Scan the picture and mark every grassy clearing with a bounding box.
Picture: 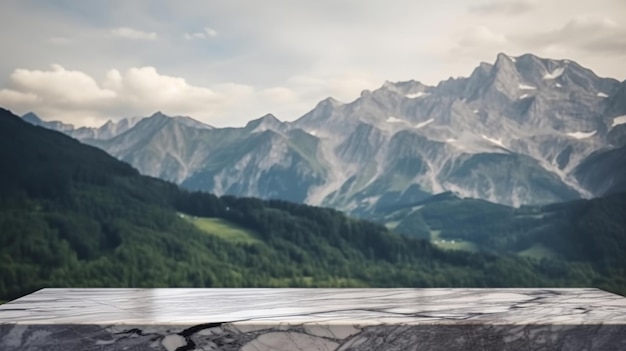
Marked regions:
[515,213,546,220]
[430,230,479,252]
[408,205,424,214]
[518,243,557,260]
[181,214,261,244]
[385,221,400,229]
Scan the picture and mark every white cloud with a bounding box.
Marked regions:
[212,82,254,98]
[469,0,536,15]
[286,75,326,88]
[184,33,203,40]
[103,66,222,110]
[327,71,380,102]
[0,65,252,126]
[260,87,297,104]
[204,28,218,37]
[110,27,157,40]
[8,64,115,107]
[0,89,38,105]
[48,36,73,45]
[459,26,508,47]
[567,16,618,29]
[516,15,626,54]
[184,27,218,40]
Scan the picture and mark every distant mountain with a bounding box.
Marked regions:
[22,112,75,132]
[71,116,145,140]
[22,111,213,142]
[22,53,626,215]
[81,112,325,203]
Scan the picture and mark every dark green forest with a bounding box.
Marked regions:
[0,108,625,302]
[382,192,626,264]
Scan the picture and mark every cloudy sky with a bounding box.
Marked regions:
[0,0,625,127]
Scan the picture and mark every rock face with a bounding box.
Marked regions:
[22,53,626,215]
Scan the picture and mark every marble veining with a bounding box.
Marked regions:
[1,288,625,350]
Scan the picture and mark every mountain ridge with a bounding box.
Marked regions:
[20,52,626,214]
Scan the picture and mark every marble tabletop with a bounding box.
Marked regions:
[2,288,626,350]
[2,288,626,326]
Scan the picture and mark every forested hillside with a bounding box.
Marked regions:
[1,108,624,302]
[378,192,626,292]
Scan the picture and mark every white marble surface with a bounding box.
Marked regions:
[1,288,626,325]
[1,288,626,351]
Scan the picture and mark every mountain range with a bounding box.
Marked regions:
[22,53,626,215]
[2,107,625,301]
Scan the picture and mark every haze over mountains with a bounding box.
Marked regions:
[23,53,626,215]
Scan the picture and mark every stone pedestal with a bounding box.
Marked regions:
[1,288,625,350]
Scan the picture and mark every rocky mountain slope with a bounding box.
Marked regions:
[22,53,626,215]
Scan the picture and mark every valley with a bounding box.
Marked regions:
[2,53,626,301]
[1,106,625,302]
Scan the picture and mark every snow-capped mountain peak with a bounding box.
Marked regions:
[22,53,626,215]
